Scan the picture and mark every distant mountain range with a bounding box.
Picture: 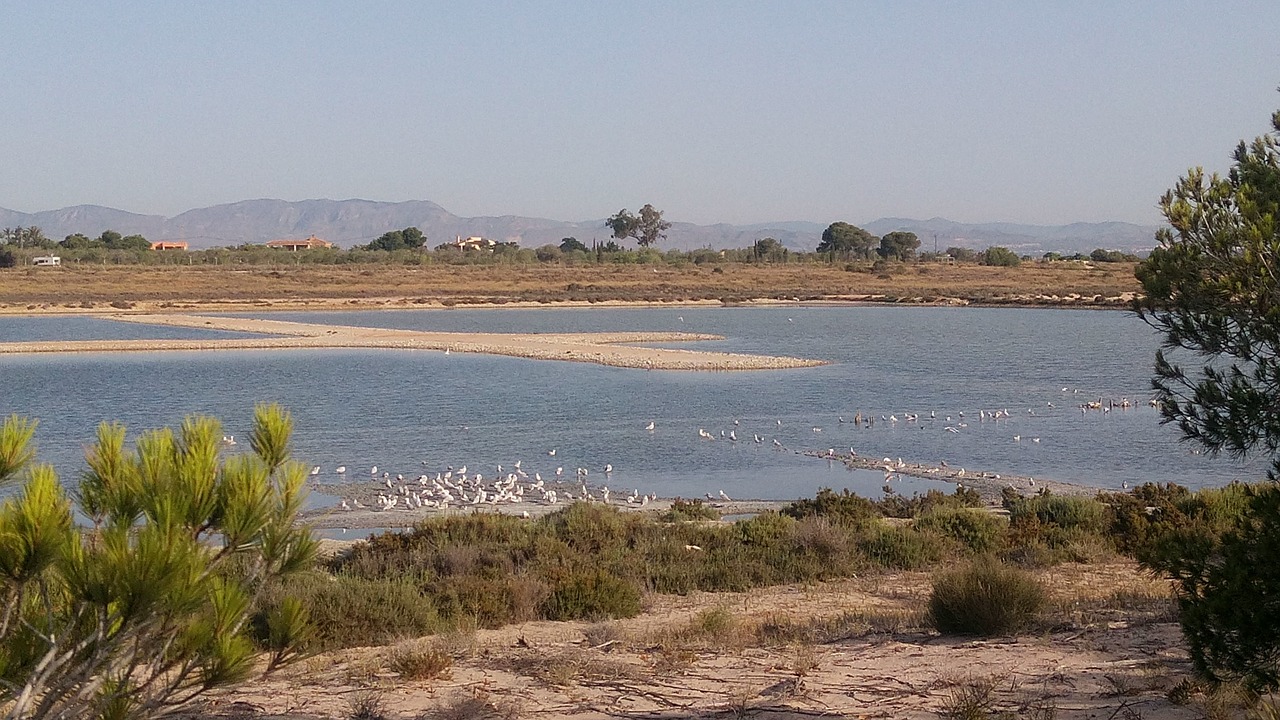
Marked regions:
[0,199,1161,255]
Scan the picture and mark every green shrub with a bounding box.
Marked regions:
[1105,483,1253,560]
[262,573,439,650]
[929,557,1046,636]
[876,486,982,519]
[915,507,1006,554]
[541,568,642,621]
[859,524,945,569]
[1008,494,1106,534]
[662,498,720,522]
[425,573,548,628]
[783,487,878,528]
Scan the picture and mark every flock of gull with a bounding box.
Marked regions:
[318,388,1154,516]
[322,456,656,516]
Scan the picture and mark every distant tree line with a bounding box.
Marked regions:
[0,218,1141,270]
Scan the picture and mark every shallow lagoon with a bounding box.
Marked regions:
[0,305,1263,502]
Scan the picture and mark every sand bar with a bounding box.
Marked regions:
[0,313,826,371]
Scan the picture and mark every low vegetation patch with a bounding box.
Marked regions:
[930,557,1047,636]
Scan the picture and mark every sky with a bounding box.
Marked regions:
[2,2,1278,227]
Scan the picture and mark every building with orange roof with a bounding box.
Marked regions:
[266,235,333,251]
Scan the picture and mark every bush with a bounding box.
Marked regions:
[263,573,439,650]
[859,524,945,570]
[914,507,1007,554]
[783,487,878,528]
[876,486,982,519]
[662,498,720,522]
[929,557,1046,636]
[541,568,642,621]
[1008,494,1107,534]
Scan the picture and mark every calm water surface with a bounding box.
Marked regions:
[0,306,1264,503]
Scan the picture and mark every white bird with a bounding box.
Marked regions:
[335,466,347,474]
[340,499,350,510]
[548,449,556,456]
[310,465,321,476]
[370,465,378,476]
[604,464,613,474]
[221,435,236,446]
[719,489,731,501]
[645,421,655,431]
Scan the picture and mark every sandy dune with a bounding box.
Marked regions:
[188,562,1195,720]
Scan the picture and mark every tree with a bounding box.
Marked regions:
[0,247,14,268]
[1,226,51,249]
[605,204,671,248]
[980,246,1020,267]
[365,227,426,251]
[878,231,920,261]
[817,222,877,259]
[1134,106,1280,689]
[559,237,588,253]
[61,233,93,250]
[752,237,787,262]
[1136,108,1280,481]
[947,246,978,263]
[118,234,152,251]
[0,404,317,718]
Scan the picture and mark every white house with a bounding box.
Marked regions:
[32,256,61,267]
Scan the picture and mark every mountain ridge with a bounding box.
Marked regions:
[0,199,1161,255]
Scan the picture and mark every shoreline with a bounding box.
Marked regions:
[0,292,1137,318]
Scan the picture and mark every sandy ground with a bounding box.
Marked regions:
[0,313,826,370]
[182,561,1198,720]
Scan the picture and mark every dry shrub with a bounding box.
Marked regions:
[582,621,624,647]
[940,675,999,720]
[930,557,1046,636]
[388,640,453,681]
[421,692,519,720]
[347,691,390,720]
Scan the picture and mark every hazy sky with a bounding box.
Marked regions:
[3,2,1278,226]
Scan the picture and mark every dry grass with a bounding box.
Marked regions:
[497,647,642,687]
[386,639,453,681]
[0,261,1140,310]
